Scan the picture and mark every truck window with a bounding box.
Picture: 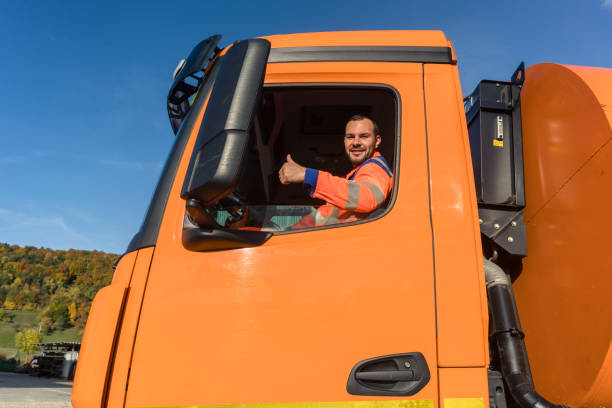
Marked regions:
[205,85,398,232]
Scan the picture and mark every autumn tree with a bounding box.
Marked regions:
[15,328,42,356]
[0,243,117,332]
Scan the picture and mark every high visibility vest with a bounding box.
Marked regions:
[294,152,393,228]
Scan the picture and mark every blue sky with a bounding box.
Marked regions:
[1,0,611,254]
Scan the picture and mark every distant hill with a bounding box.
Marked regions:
[0,243,117,345]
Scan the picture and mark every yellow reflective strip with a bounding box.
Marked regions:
[362,182,385,206]
[323,207,341,226]
[443,398,484,408]
[137,399,434,408]
[345,181,361,210]
[190,89,200,106]
[313,208,326,225]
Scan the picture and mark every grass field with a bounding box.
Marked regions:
[0,310,38,348]
[43,327,82,342]
[0,347,19,359]
[0,310,82,349]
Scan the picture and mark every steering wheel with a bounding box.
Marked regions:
[215,193,247,228]
[218,193,281,230]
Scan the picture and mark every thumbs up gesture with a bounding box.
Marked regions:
[279,154,306,184]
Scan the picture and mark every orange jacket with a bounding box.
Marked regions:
[294,152,393,228]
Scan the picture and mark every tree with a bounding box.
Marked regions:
[3,300,16,310]
[52,303,70,328]
[15,328,42,355]
[0,243,117,331]
[69,301,78,323]
[0,308,14,322]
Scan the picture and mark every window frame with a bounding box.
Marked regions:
[249,82,402,235]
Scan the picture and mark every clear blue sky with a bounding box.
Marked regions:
[1,0,611,254]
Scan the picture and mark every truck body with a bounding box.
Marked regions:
[71,31,612,408]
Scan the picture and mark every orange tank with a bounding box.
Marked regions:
[515,63,612,407]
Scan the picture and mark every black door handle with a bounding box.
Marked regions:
[355,370,415,382]
[347,352,430,396]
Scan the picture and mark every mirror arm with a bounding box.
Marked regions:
[185,198,221,229]
[182,222,272,252]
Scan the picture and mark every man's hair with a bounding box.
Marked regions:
[346,114,380,136]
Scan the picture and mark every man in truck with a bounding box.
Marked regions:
[278,115,393,227]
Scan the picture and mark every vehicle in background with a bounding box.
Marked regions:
[31,342,79,379]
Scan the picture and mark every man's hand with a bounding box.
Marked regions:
[279,154,306,184]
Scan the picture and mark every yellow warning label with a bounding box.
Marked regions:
[443,398,484,408]
[137,400,434,408]
[493,139,503,147]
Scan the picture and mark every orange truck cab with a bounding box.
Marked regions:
[72,31,612,408]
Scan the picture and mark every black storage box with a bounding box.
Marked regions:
[465,80,525,209]
[465,71,527,257]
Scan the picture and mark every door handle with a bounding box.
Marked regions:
[355,370,415,382]
[347,352,430,396]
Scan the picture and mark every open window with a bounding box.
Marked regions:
[181,39,398,251]
[223,86,397,227]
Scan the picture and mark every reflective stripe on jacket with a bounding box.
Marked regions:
[294,152,393,228]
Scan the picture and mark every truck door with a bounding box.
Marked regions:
[124,38,438,407]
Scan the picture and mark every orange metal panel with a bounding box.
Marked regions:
[105,90,211,407]
[521,64,612,222]
[105,247,154,408]
[125,62,439,407]
[565,65,612,127]
[515,63,612,406]
[110,252,137,287]
[423,63,487,368]
[71,252,135,408]
[582,342,612,407]
[438,367,488,408]
[261,31,450,48]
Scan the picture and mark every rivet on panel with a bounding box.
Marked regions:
[508,237,514,243]
[493,223,500,229]
[511,221,517,227]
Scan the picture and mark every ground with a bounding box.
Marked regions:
[0,372,72,408]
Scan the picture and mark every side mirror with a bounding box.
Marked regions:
[180,38,271,206]
[167,35,222,134]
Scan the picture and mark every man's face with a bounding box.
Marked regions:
[344,118,381,167]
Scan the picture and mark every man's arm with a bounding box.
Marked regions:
[307,164,392,213]
[279,154,392,213]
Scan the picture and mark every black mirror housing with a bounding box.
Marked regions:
[181,38,270,206]
[167,35,222,134]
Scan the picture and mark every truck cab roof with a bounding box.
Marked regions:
[260,30,451,48]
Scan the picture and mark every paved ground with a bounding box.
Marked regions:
[0,372,72,408]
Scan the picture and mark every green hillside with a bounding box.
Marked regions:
[0,243,117,348]
[0,311,37,347]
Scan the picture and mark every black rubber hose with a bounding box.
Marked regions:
[484,259,569,408]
